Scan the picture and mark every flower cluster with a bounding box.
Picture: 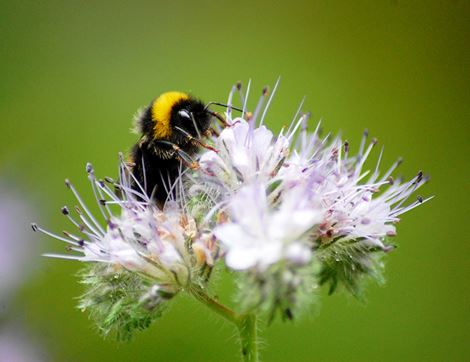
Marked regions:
[32,161,216,339]
[34,82,431,339]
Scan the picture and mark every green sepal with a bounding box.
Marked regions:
[234,262,317,323]
[77,263,172,341]
[316,238,388,299]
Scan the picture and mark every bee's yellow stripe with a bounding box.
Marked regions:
[151,91,189,139]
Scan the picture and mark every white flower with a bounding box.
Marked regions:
[33,162,206,290]
[214,183,322,272]
[81,202,191,283]
[280,132,432,249]
[199,119,289,191]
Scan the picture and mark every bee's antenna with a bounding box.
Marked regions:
[204,102,244,113]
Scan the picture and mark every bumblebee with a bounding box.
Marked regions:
[129,91,224,206]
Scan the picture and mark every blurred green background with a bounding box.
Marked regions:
[1,0,469,361]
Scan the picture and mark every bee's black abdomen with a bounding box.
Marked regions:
[130,144,181,206]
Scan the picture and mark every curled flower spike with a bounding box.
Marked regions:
[35,163,211,290]
[32,162,217,339]
[281,134,432,250]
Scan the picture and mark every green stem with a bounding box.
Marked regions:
[189,285,259,361]
[189,285,239,324]
[238,314,258,362]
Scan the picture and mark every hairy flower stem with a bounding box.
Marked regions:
[189,285,259,361]
[238,314,258,362]
[189,285,239,324]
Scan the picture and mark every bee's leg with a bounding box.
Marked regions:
[206,127,220,138]
[174,126,218,153]
[191,138,218,153]
[154,141,199,170]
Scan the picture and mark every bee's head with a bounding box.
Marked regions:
[148,91,211,142]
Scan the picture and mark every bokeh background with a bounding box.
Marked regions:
[1,1,469,361]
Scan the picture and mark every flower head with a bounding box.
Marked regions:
[34,162,210,292]
[282,133,431,249]
[195,84,431,308]
[35,81,431,337]
[32,161,216,339]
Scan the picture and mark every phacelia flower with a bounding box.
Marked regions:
[278,129,432,296]
[34,162,210,292]
[281,133,431,251]
[214,183,321,271]
[35,81,431,340]
[32,161,216,339]
[199,119,289,191]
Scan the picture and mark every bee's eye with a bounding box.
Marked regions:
[178,109,191,120]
